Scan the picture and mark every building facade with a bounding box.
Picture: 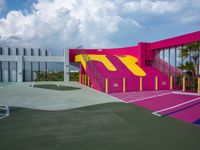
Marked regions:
[0,47,69,82]
[70,31,200,93]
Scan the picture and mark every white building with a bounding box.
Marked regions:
[0,47,69,82]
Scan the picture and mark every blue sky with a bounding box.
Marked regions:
[0,0,200,54]
[0,0,36,18]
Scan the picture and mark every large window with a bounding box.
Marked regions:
[0,48,2,82]
[0,62,2,82]
[47,62,64,81]
[2,62,8,82]
[154,47,180,76]
[170,47,176,76]
[176,46,183,74]
[10,62,17,82]
[39,62,47,81]
[164,48,169,75]
[32,62,39,81]
[159,49,164,73]
[24,62,32,81]
[197,46,200,75]
[170,47,176,67]
[182,45,189,73]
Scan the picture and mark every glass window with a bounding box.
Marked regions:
[24,62,32,81]
[154,50,159,70]
[170,47,176,76]
[0,47,3,55]
[0,61,2,82]
[8,48,11,55]
[16,48,19,55]
[182,45,189,70]
[198,45,200,75]
[159,49,164,73]
[170,47,176,67]
[2,62,8,82]
[47,62,64,72]
[177,46,182,67]
[39,62,46,81]
[47,62,64,81]
[31,48,34,56]
[10,62,17,82]
[23,48,27,56]
[38,49,41,56]
[176,46,183,74]
[164,48,169,75]
[32,62,39,81]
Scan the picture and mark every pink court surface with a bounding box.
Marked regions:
[110,90,200,126]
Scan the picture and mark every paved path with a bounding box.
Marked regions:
[0,82,120,110]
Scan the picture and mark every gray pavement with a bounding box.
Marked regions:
[0,82,121,110]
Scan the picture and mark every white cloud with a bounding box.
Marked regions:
[0,0,141,52]
[0,0,199,53]
[176,0,200,25]
[123,0,181,14]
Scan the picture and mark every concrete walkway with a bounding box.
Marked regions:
[0,82,121,110]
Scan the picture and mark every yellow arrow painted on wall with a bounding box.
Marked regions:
[75,54,117,71]
[75,54,146,77]
[116,55,146,77]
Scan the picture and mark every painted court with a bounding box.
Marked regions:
[0,82,200,150]
[69,31,200,126]
[111,90,200,125]
[1,31,200,149]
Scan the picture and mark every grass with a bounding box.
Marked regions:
[0,103,199,150]
[33,84,81,91]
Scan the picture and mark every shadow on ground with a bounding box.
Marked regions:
[0,103,199,150]
[33,84,81,91]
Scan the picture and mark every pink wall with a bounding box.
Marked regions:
[69,31,200,92]
[70,31,200,66]
[150,31,200,50]
[69,45,140,62]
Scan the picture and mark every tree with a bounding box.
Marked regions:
[178,42,200,77]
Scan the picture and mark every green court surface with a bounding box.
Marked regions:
[0,83,15,88]
[0,103,199,150]
[33,84,81,91]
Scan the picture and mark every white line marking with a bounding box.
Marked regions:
[152,113,162,117]
[128,92,172,103]
[32,82,35,88]
[122,90,171,100]
[152,97,200,116]
[55,82,60,87]
[172,91,200,96]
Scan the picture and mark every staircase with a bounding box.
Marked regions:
[78,53,170,93]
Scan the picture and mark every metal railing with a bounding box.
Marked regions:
[79,51,200,94]
[104,75,170,93]
[81,50,106,92]
[0,106,9,119]
[173,76,198,93]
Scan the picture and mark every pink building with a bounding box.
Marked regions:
[70,31,200,93]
